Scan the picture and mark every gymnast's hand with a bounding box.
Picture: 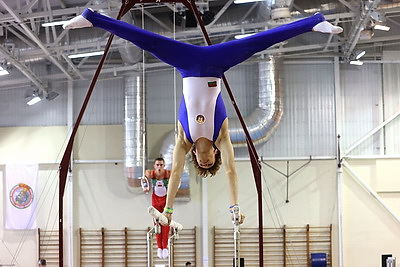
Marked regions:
[162,211,172,226]
[231,212,246,224]
[239,213,246,224]
[230,205,245,224]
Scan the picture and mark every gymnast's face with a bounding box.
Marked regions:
[153,160,164,171]
[193,141,217,169]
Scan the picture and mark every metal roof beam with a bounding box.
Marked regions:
[342,0,381,60]
[0,44,47,91]
[0,0,75,80]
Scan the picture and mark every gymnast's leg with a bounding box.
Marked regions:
[152,194,168,258]
[64,9,342,77]
[199,13,342,72]
[64,8,203,77]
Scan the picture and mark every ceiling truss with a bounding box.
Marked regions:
[0,0,399,90]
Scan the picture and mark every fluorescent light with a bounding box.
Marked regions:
[42,21,68,27]
[0,69,9,75]
[349,60,363,66]
[27,96,42,106]
[234,0,264,4]
[25,89,44,105]
[374,24,390,31]
[0,66,9,76]
[355,50,366,60]
[234,33,256,39]
[68,51,104,59]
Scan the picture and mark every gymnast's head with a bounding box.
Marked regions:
[191,138,221,177]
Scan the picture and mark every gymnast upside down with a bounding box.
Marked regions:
[64,8,342,225]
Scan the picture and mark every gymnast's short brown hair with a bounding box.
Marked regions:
[190,145,221,177]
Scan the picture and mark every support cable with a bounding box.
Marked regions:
[141,3,147,183]
[173,3,178,134]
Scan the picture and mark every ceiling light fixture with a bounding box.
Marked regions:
[68,51,105,59]
[234,33,256,39]
[373,21,390,31]
[46,91,59,101]
[27,96,42,105]
[42,21,68,27]
[25,90,44,106]
[349,60,363,66]
[0,66,9,76]
[349,50,366,66]
[370,10,390,32]
[234,0,265,4]
[370,10,386,23]
[354,50,366,60]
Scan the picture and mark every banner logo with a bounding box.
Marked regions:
[9,183,34,209]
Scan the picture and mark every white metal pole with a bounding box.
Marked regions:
[67,168,73,267]
[202,178,209,267]
[146,229,154,267]
[233,206,241,267]
[168,228,178,267]
[336,165,344,267]
[334,56,344,267]
[67,79,74,267]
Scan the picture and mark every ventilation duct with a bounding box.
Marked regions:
[122,10,146,191]
[159,131,175,170]
[124,75,146,191]
[229,56,284,147]
[159,56,284,164]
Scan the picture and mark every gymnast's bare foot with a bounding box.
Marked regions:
[313,21,343,34]
[63,9,93,29]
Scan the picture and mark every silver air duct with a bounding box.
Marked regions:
[229,56,283,147]
[159,131,175,170]
[124,75,145,191]
[121,11,146,191]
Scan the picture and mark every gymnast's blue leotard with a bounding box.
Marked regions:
[80,8,325,143]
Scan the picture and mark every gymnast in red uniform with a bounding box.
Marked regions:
[143,158,170,259]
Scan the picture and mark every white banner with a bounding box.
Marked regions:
[5,163,38,230]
